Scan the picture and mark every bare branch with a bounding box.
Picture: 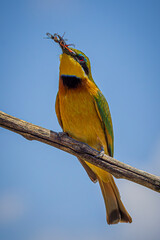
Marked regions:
[0,110,160,193]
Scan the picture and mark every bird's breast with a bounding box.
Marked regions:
[58,78,107,151]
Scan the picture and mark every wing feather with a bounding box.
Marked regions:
[94,91,114,157]
[55,92,63,129]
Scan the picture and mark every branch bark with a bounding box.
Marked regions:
[0,110,160,193]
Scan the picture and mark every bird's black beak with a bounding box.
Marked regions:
[46,33,76,57]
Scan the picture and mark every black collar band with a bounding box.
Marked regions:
[61,75,82,89]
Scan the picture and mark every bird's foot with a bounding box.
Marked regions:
[96,147,105,158]
[58,131,69,138]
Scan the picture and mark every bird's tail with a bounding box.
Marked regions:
[98,175,132,224]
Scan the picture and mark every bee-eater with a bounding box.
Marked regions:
[47,33,132,224]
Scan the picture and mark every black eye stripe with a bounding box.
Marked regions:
[81,62,89,75]
[75,55,89,75]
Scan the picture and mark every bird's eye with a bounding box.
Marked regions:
[78,55,85,62]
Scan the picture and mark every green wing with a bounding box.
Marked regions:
[94,91,114,157]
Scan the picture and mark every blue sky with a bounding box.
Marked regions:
[0,0,160,240]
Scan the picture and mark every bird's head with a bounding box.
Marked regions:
[46,33,93,82]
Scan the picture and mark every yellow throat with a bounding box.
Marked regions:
[59,53,86,78]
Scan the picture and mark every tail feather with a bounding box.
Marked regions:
[98,175,132,224]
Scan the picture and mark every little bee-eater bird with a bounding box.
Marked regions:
[47,33,132,224]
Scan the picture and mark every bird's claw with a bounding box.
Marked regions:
[58,132,68,138]
[96,147,105,158]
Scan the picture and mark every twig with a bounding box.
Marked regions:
[0,110,160,193]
